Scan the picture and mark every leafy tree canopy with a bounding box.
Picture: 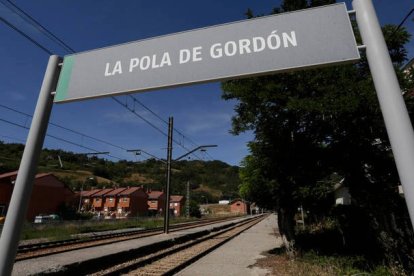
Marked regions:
[223,0,414,269]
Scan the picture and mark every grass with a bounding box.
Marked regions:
[19,216,195,241]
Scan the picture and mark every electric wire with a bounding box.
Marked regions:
[0,0,75,53]
[0,117,123,160]
[128,94,199,149]
[395,8,414,33]
[0,104,128,151]
[390,7,414,38]
[111,97,169,139]
[0,16,53,55]
[112,96,203,160]
[121,95,203,159]
[0,2,213,161]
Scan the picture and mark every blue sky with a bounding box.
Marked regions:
[0,0,413,166]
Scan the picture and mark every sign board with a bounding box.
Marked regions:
[55,3,359,103]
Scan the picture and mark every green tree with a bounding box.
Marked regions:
[223,0,414,269]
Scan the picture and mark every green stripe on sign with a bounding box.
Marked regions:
[54,56,74,102]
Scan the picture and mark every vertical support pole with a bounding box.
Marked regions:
[353,0,414,228]
[0,55,61,276]
[57,155,63,168]
[78,182,84,213]
[300,205,305,230]
[164,117,173,234]
[186,180,190,218]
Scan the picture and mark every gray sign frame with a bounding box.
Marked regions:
[4,2,414,276]
[55,3,359,103]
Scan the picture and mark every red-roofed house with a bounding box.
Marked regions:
[117,187,148,216]
[91,188,113,211]
[103,188,127,212]
[79,189,101,211]
[0,171,74,220]
[169,195,185,216]
[147,190,166,215]
[230,199,250,215]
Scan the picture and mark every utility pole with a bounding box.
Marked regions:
[164,117,173,234]
[186,180,190,218]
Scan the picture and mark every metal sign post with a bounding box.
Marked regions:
[0,55,61,276]
[353,0,414,228]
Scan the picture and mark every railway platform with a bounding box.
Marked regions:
[177,213,282,276]
[11,216,261,275]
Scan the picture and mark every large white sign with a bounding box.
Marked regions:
[55,3,359,103]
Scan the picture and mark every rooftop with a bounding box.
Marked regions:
[147,191,164,199]
[81,189,101,197]
[104,188,127,197]
[119,187,143,196]
[170,195,184,202]
[0,171,53,181]
[92,188,114,197]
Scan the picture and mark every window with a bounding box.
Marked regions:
[109,197,114,202]
[174,203,178,207]
[123,197,128,202]
[95,198,101,202]
[236,203,240,206]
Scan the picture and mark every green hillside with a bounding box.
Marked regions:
[0,141,241,203]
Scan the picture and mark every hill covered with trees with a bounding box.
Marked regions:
[0,141,241,203]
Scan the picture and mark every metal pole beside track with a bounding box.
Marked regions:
[353,0,414,228]
[0,55,61,276]
[164,117,173,234]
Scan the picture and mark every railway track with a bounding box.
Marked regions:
[89,215,266,276]
[15,216,244,261]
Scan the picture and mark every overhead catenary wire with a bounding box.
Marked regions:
[113,96,203,160]
[0,16,52,55]
[0,2,213,161]
[390,7,414,38]
[0,103,128,151]
[128,94,200,149]
[0,0,75,53]
[124,95,204,157]
[112,96,170,139]
[0,117,123,160]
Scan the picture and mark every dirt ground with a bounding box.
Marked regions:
[252,249,338,276]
